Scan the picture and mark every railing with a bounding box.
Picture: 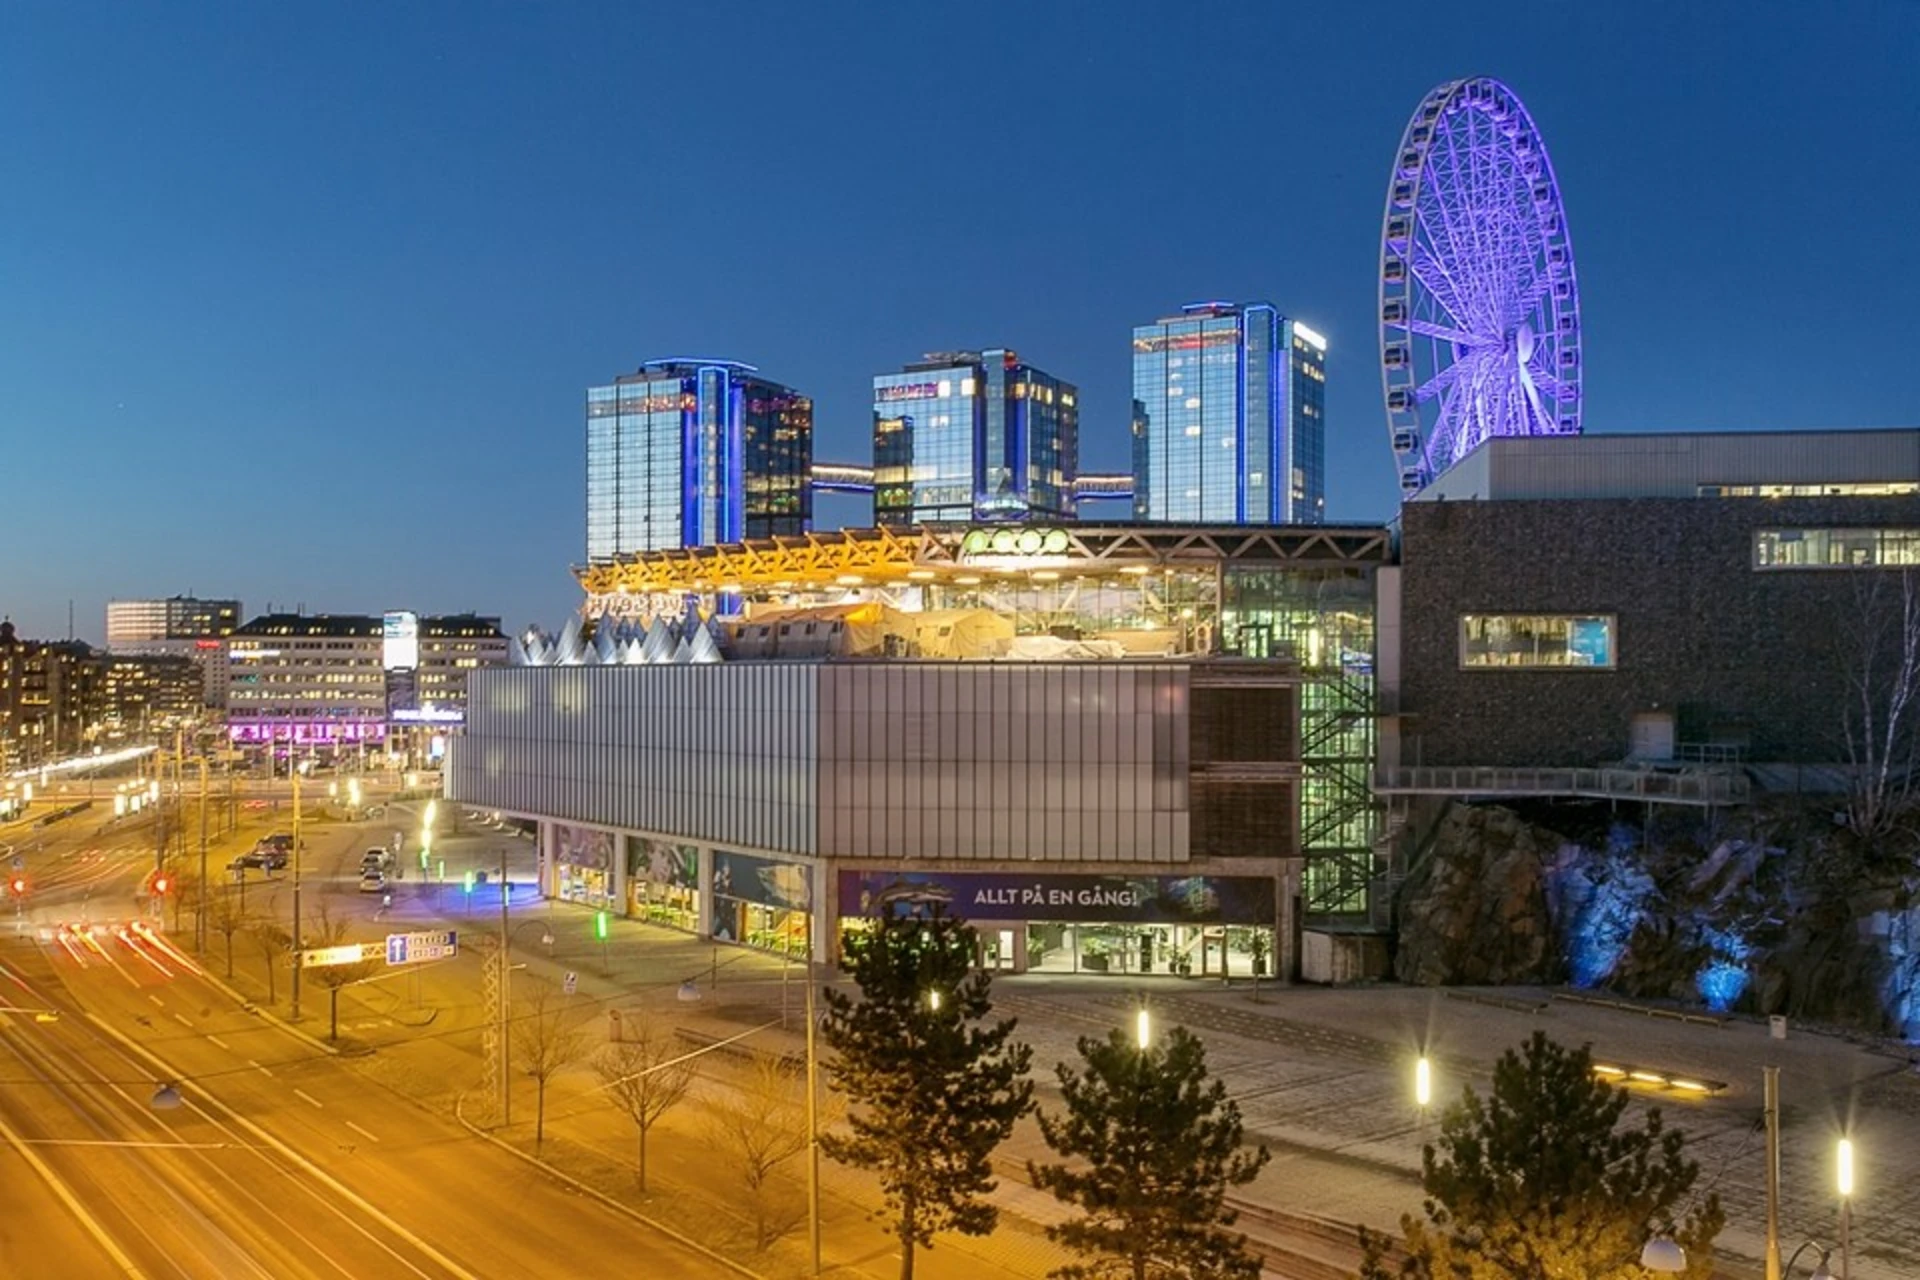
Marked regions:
[1373,765,1750,805]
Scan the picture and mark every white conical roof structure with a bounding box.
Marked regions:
[508,634,531,666]
[640,618,676,664]
[687,622,723,664]
[555,615,587,665]
[592,618,618,665]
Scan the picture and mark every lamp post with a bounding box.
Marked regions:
[1836,1137,1854,1280]
[804,943,821,1277]
[289,752,303,1021]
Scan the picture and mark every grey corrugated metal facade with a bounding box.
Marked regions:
[1417,429,1920,502]
[449,661,1194,863]
[453,664,820,853]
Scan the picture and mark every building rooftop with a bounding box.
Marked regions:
[1415,428,1920,503]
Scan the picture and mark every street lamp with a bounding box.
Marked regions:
[1784,1241,1835,1280]
[1836,1137,1854,1280]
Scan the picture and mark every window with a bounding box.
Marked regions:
[1754,528,1920,569]
[1460,614,1615,669]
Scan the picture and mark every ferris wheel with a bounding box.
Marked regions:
[1380,77,1582,494]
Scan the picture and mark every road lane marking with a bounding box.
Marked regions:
[344,1120,380,1143]
[147,994,165,1008]
[172,1013,193,1028]
[293,1089,323,1109]
[82,1012,474,1280]
[0,1107,146,1277]
[205,1035,230,1050]
[247,1059,274,1077]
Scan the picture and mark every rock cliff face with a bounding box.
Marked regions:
[1393,800,1920,1037]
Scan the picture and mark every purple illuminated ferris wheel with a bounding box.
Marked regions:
[1380,77,1582,494]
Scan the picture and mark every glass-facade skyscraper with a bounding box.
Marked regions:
[586,360,812,559]
[1130,302,1326,524]
[873,350,1078,526]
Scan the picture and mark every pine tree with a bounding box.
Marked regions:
[1031,1023,1270,1280]
[819,909,1033,1280]
[1365,1031,1724,1280]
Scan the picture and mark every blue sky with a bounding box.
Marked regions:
[2,2,1914,640]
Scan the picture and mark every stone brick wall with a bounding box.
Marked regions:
[1399,494,1920,766]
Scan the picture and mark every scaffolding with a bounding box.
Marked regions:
[1300,671,1380,917]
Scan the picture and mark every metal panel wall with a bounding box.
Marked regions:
[817,663,1191,864]
[448,664,819,853]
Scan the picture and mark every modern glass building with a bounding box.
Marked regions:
[872,350,1078,526]
[1131,302,1327,524]
[586,360,812,560]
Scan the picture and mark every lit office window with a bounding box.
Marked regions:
[1753,528,1920,568]
[1459,614,1615,669]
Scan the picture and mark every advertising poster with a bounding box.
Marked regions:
[555,824,613,870]
[713,850,811,911]
[630,836,697,889]
[838,870,1275,925]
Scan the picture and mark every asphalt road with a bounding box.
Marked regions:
[0,802,743,1280]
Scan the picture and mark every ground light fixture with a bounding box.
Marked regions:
[1639,1237,1687,1273]
[1135,1008,1151,1051]
[1414,1055,1432,1109]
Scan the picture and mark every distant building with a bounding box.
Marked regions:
[0,623,110,768]
[106,595,241,707]
[96,654,202,740]
[1130,302,1326,524]
[872,350,1078,526]
[586,360,812,560]
[225,611,506,760]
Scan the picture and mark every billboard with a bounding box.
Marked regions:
[383,610,419,671]
[838,870,1275,926]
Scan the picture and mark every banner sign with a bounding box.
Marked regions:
[838,870,1274,925]
[630,837,698,890]
[714,850,811,910]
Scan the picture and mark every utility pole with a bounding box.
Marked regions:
[1764,1065,1782,1280]
[499,844,511,1126]
[290,755,303,1021]
[196,754,209,953]
[805,946,822,1276]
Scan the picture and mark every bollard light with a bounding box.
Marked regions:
[1136,1008,1151,1051]
[1416,1056,1433,1109]
[1838,1136,1854,1198]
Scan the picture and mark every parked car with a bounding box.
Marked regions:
[360,847,391,871]
[358,868,387,894]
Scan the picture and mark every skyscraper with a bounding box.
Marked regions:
[1130,302,1326,524]
[872,349,1078,526]
[586,360,812,559]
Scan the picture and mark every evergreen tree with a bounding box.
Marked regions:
[1031,1023,1270,1280]
[819,909,1033,1280]
[1364,1031,1724,1280]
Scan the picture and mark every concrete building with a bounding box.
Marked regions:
[106,595,241,708]
[463,523,1392,979]
[1381,429,1920,803]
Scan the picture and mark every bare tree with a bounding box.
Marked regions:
[593,1011,695,1191]
[1840,566,1920,839]
[512,977,588,1147]
[248,919,290,1004]
[302,903,382,1042]
[207,881,248,979]
[706,1054,812,1251]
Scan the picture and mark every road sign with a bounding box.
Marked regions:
[384,929,458,966]
[563,971,577,996]
[299,942,383,969]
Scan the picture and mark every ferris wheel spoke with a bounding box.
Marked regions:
[1409,242,1475,334]
[1414,359,1470,404]
[1405,318,1481,347]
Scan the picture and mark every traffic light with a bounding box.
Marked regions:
[595,911,609,941]
[7,876,26,897]
[152,874,171,895]
[461,869,475,895]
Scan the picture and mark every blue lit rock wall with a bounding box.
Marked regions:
[1395,800,1919,1036]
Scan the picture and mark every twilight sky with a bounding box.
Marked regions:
[2,2,1915,642]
